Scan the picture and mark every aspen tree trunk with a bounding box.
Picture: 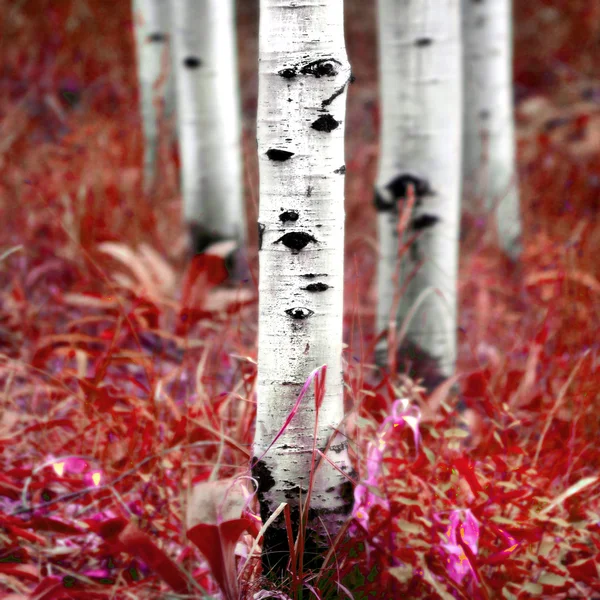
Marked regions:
[375,0,463,390]
[462,0,522,259]
[132,0,174,190]
[171,0,246,276]
[252,0,354,575]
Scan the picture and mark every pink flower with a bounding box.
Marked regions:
[436,509,480,585]
[353,398,421,529]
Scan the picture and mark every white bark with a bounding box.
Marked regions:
[253,0,353,572]
[375,0,463,389]
[171,0,245,259]
[462,0,521,259]
[132,0,174,189]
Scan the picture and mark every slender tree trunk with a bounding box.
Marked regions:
[252,0,354,576]
[462,0,521,259]
[132,0,173,191]
[375,0,463,390]
[171,0,246,278]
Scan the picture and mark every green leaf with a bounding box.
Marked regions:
[389,564,413,584]
[502,587,517,600]
[538,572,568,587]
[443,428,469,439]
[522,582,543,595]
[396,520,422,534]
[538,476,598,517]
[422,446,436,464]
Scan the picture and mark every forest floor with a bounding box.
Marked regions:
[1,1,600,599]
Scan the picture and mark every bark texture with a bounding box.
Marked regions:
[462,0,522,259]
[171,0,246,276]
[132,0,174,190]
[375,0,463,390]
[253,0,354,576]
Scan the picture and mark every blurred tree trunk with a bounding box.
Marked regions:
[132,0,174,191]
[462,0,522,259]
[252,0,354,576]
[171,0,246,279]
[374,0,463,390]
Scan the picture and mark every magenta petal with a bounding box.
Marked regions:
[460,509,480,554]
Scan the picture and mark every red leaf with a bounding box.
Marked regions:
[0,563,39,583]
[95,518,190,595]
[187,518,253,600]
[1,522,47,545]
[453,456,484,495]
[462,369,491,397]
[25,516,84,535]
[92,517,128,540]
[567,557,598,582]
[23,419,75,434]
[27,576,66,600]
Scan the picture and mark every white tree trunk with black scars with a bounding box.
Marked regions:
[462,0,521,259]
[375,0,463,389]
[132,0,174,190]
[253,0,353,574]
[171,0,245,270]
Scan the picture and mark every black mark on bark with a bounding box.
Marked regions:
[415,37,433,47]
[374,189,392,211]
[412,214,440,231]
[300,58,341,78]
[278,67,297,79]
[250,458,276,493]
[340,475,357,505]
[183,56,202,69]
[257,222,265,251]
[279,210,299,223]
[285,307,314,320]
[375,174,434,212]
[329,441,346,453]
[387,174,433,200]
[284,485,308,500]
[479,109,490,120]
[306,186,313,197]
[311,114,339,132]
[147,32,166,43]
[301,273,328,279]
[266,149,294,161]
[273,231,317,251]
[303,282,330,292]
[334,165,346,174]
[322,74,353,107]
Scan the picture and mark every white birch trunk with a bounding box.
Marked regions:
[171,0,246,271]
[132,0,174,190]
[462,0,522,259]
[375,0,463,389]
[253,0,353,573]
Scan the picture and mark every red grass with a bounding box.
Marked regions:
[1,1,600,598]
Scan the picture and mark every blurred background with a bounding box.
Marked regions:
[1,0,600,365]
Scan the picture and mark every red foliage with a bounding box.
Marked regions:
[0,0,599,598]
